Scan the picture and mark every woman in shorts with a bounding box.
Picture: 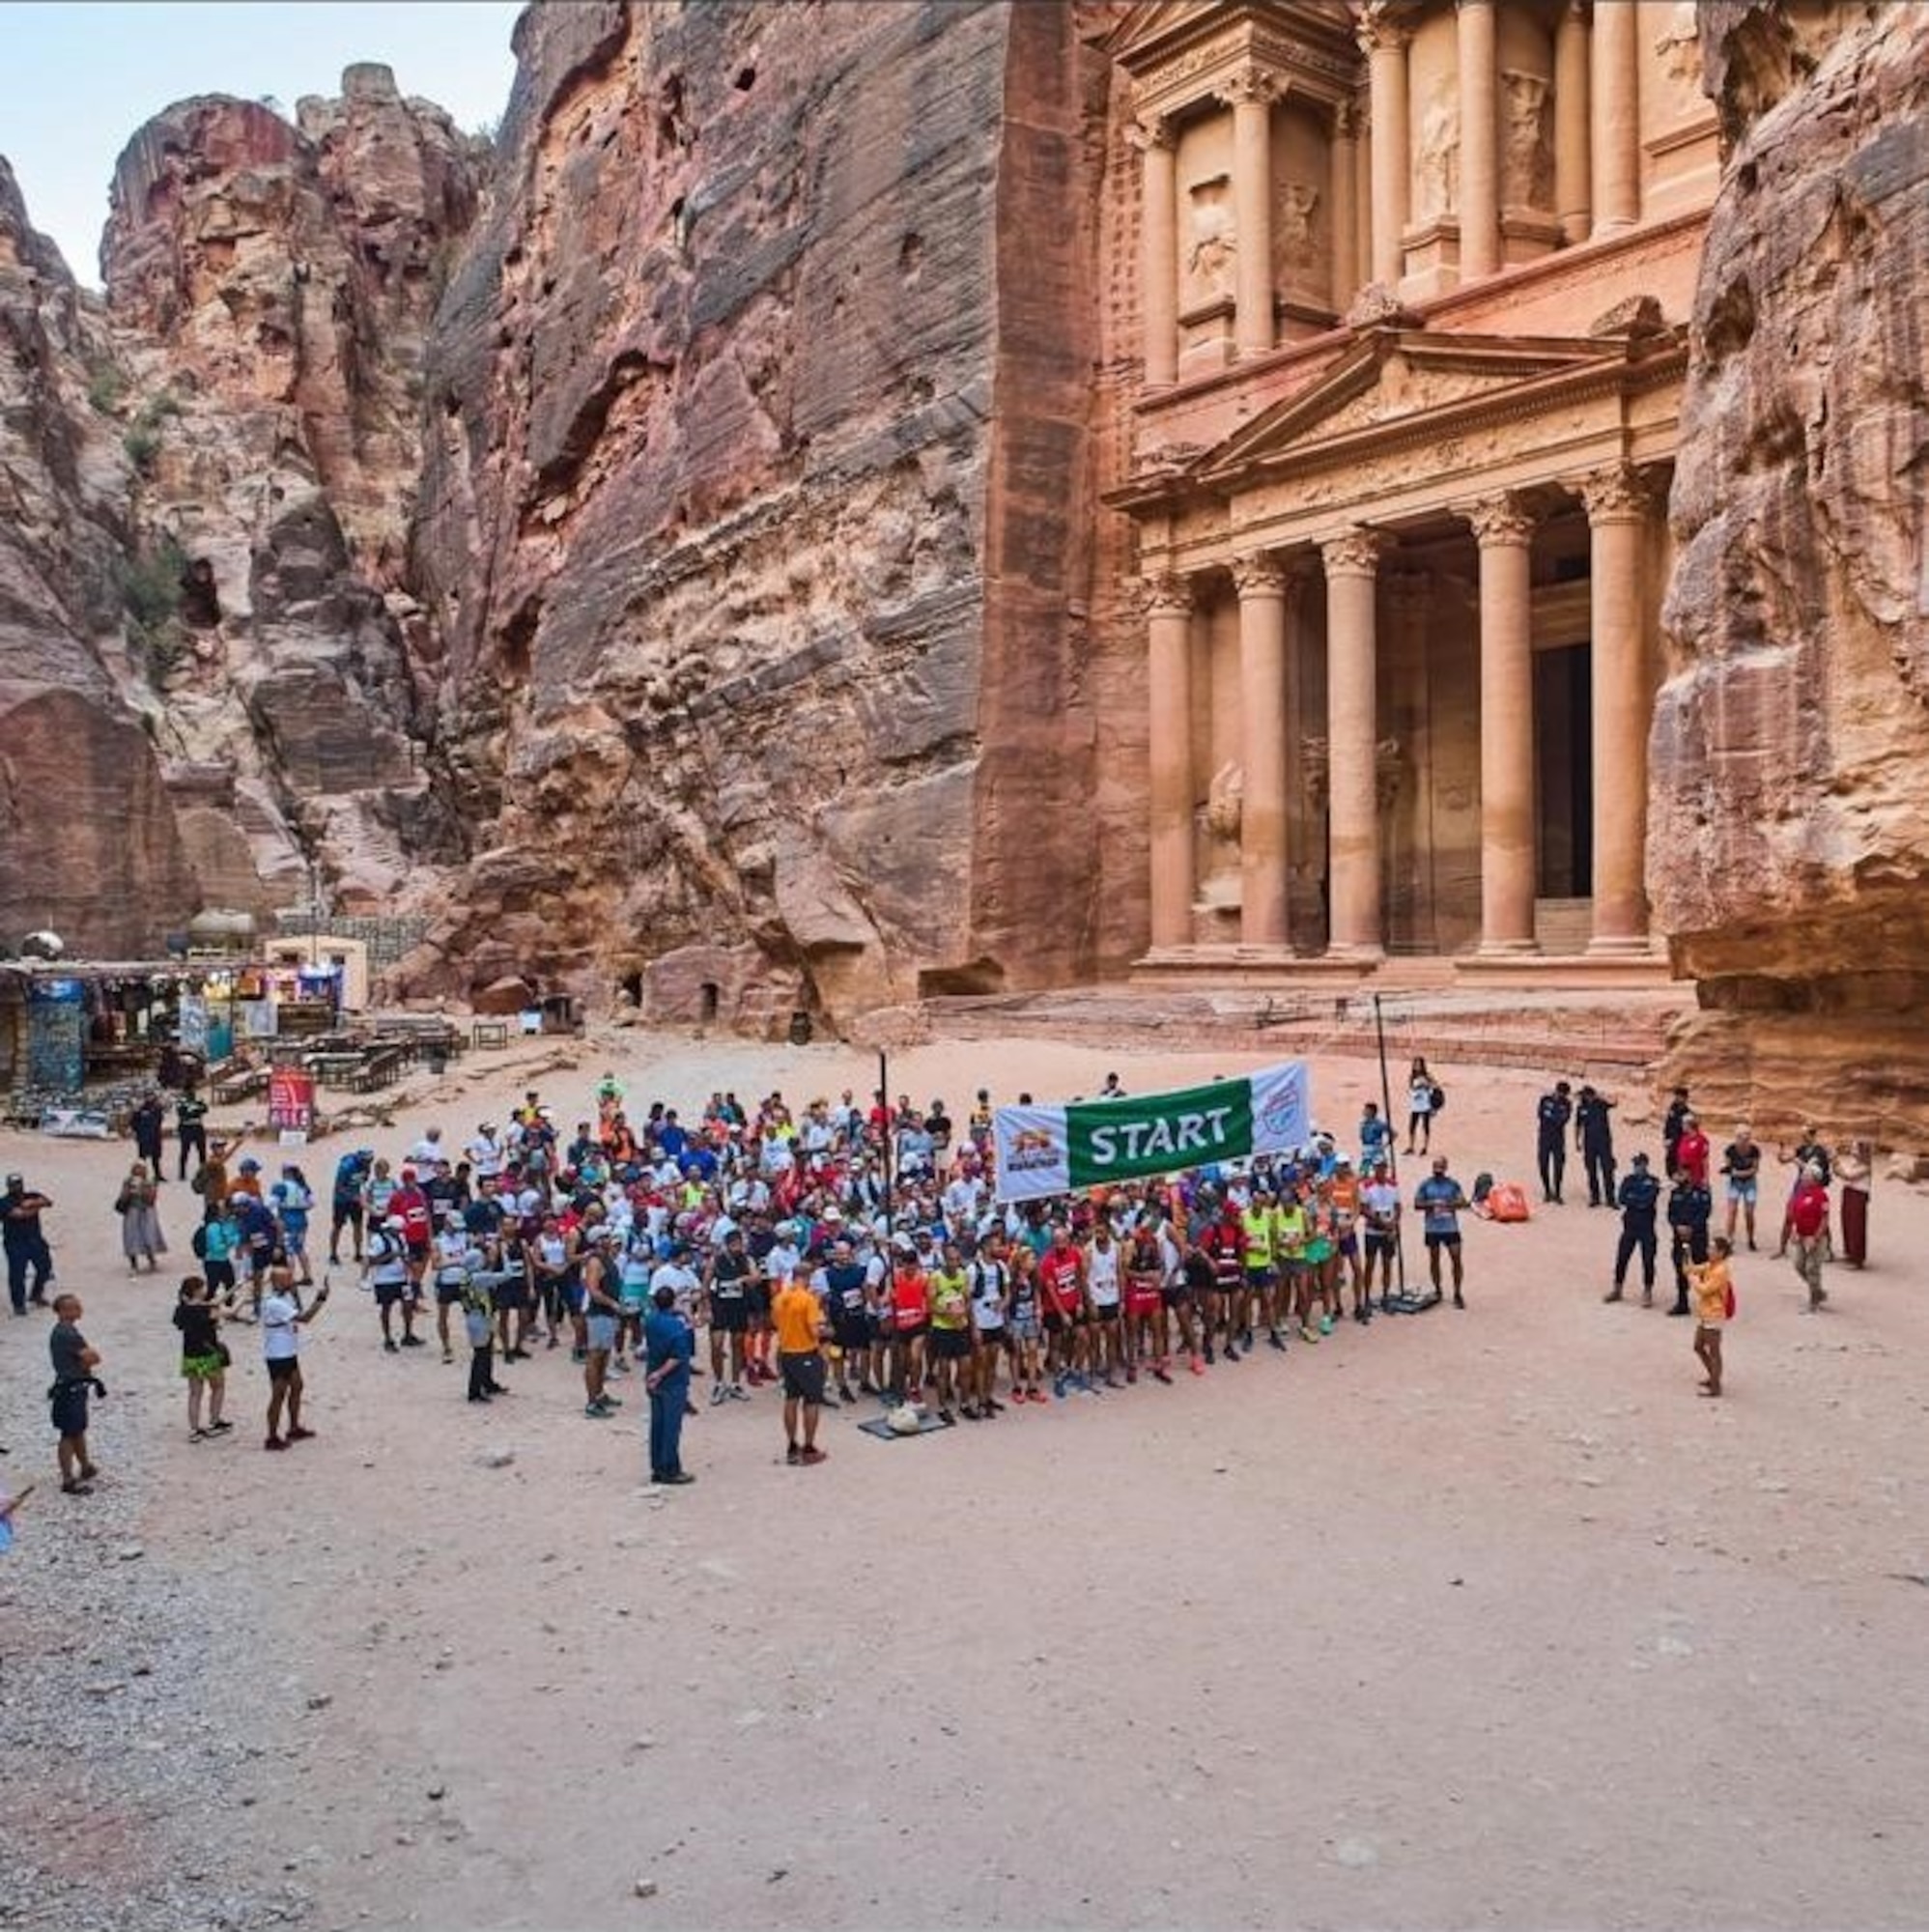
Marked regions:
[1688,1235,1733,1397]
[1124,1221,1169,1383]
[1007,1245,1044,1405]
[173,1274,234,1440]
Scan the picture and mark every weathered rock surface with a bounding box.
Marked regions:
[0,158,201,952]
[401,0,1111,1029]
[1652,1,1929,1143]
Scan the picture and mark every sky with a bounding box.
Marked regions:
[2,1,525,283]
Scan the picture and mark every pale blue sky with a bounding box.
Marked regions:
[3,1,524,283]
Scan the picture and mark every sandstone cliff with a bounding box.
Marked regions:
[402,0,1112,1032]
[0,158,202,954]
[98,72,484,917]
[1652,1,1929,1143]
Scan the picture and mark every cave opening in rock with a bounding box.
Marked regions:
[698,980,720,1023]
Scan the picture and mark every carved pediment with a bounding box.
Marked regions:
[1195,329,1628,483]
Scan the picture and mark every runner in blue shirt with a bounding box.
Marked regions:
[1411,1156,1470,1308]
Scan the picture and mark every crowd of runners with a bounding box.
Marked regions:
[6,1057,1867,1494]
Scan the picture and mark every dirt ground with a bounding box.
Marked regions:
[3,1024,1927,1932]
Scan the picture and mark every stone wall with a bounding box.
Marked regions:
[401,0,1115,1029]
[1651,0,1929,1144]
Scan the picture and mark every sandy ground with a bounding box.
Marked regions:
[4,1023,1928,1932]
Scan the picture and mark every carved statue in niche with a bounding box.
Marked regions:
[1413,78,1459,220]
[1185,178,1236,300]
[1500,70,1553,210]
[1196,760,1244,909]
[1276,181,1320,273]
[1654,2,1701,92]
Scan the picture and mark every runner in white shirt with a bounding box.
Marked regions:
[648,1248,703,1321]
[965,1236,1009,1418]
[1083,1225,1125,1388]
[261,1267,328,1452]
[467,1125,503,1181]
[431,1212,473,1364]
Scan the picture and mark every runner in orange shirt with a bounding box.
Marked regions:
[771,1271,829,1465]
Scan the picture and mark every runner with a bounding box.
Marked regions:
[887,1239,930,1403]
[1083,1222,1125,1387]
[965,1234,1010,1417]
[366,1213,420,1352]
[261,1262,328,1452]
[1038,1223,1087,1398]
[705,1227,755,1403]
[173,1274,234,1441]
[1412,1156,1470,1308]
[925,1241,972,1422]
[772,1265,829,1464]
[1124,1218,1168,1384]
[1007,1244,1045,1404]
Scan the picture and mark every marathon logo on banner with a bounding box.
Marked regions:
[992,1062,1311,1204]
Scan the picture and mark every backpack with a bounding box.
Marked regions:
[1430,1084,1447,1114]
[191,1223,210,1261]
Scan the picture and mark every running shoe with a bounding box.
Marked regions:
[1299,1324,1320,1344]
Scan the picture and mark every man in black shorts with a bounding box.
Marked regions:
[705,1228,753,1404]
[48,1293,101,1494]
[772,1271,829,1465]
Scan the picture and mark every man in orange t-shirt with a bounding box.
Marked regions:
[772,1276,829,1465]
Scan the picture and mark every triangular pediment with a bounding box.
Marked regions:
[1195,330,1626,481]
[1104,0,1356,71]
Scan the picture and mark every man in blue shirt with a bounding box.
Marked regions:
[643,1284,696,1485]
[1604,1151,1660,1303]
[1412,1156,1470,1308]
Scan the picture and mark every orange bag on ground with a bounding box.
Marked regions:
[1486,1181,1532,1223]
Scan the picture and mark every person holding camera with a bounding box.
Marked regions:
[261,1257,329,1452]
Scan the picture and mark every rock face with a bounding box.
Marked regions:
[96,75,483,917]
[403,0,1111,1030]
[0,158,202,953]
[1651,2,1929,1143]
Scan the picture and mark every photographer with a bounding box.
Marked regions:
[5,1174,55,1314]
[261,1256,329,1452]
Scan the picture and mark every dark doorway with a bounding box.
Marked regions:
[699,980,720,1023]
[1534,642,1593,897]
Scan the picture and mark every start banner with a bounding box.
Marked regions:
[992,1062,1311,1204]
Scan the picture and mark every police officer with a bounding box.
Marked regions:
[1536,1081,1574,1204]
[1667,1165,1714,1317]
[1604,1152,1660,1303]
[643,1283,697,1485]
[1575,1085,1618,1208]
[4,1174,55,1315]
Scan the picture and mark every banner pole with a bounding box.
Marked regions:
[1374,994,1405,1307]
[878,1048,894,1232]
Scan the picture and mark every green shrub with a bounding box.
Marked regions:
[86,364,128,415]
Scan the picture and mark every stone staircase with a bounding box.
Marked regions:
[920,981,1687,1083]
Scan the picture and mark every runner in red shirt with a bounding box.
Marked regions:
[1038,1226,1088,1397]
[1674,1114,1712,1188]
[888,1249,930,1401]
[1193,1196,1245,1367]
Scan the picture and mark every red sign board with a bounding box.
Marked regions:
[268,1067,315,1135]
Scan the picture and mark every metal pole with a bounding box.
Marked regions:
[878,1048,894,1232]
[1373,993,1406,1305]
[308,859,320,969]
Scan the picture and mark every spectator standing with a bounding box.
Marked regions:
[4,1174,55,1315]
[643,1284,696,1485]
[1834,1140,1872,1269]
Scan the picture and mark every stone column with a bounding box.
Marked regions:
[1457,0,1500,278]
[1583,465,1652,951]
[1468,496,1539,952]
[1224,67,1278,358]
[1134,116,1178,388]
[1329,99,1360,312]
[1554,0,1592,244]
[1359,8,1410,287]
[1233,554,1291,946]
[1590,0,1640,232]
[1146,574,1197,950]
[1321,526,1386,958]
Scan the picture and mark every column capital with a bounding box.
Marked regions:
[1580,463,1652,524]
[1320,525,1387,577]
[1462,493,1536,548]
[1215,63,1281,109]
[1230,552,1288,598]
[1127,114,1175,156]
[1356,3,1413,57]
[1142,572,1195,618]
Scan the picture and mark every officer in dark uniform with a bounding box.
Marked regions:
[1666,1166,1714,1317]
[1536,1081,1574,1204]
[1575,1085,1617,1208]
[1605,1151,1660,1302]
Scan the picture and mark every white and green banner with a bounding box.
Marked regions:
[993,1062,1311,1204]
